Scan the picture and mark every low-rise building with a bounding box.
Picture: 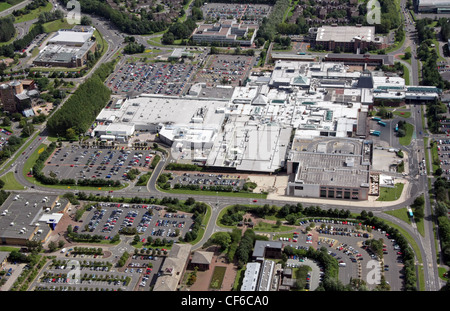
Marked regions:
[153,244,192,291]
[192,19,258,46]
[189,250,213,271]
[0,194,69,246]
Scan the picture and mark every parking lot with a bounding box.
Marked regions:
[0,128,13,151]
[107,61,199,96]
[81,202,194,243]
[168,172,245,190]
[42,145,155,182]
[278,219,405,290]
[193,54,254,87]
[31,250,165,291]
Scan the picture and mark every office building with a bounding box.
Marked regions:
[311,25,387,52]
[192,19,258,46]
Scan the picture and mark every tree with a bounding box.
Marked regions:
[48,241,58,252]
[80,15,92,26]
[2,116,11,127]
[58,240,65,249]
[161,32,174,45]
[185,197,196,205]
[210,232,232,250]
[133,234,141,244]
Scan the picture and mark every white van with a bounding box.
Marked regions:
[339,262,346,267]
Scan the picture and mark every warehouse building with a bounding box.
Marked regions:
[241,262,261,291]
[0,194,69,246]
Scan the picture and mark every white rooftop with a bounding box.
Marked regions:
[49,29,94,45]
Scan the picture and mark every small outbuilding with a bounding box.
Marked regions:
[189,250,214,271]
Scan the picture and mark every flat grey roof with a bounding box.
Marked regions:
[290,138,370,187]
[419,0,450,5]
[0,194,66,242]
[316,26,376,43]
[252,240,282,258]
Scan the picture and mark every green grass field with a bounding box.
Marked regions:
[0,172,26,190]
[42,19,73,33]
[399,123,414,146]
[209,266,227,290]
[377,183,404,201]
[0,0,24,12]
[14,1,53,23]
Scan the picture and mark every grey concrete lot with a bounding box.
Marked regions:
[42,145,154,182]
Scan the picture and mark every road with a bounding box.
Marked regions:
[0,0,32,18]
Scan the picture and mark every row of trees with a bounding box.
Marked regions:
[46,61,115,138]
[161,19,197,45]
[123,41,145,54]
[431,176,450,277]
[426,100,447,134]
[220,203,352,227]
[0,16,15,43]
[0,135,26,167]
[254,0,290,43]
[0,23,44,58]
[415,18,450,90]
[37,9,64,24]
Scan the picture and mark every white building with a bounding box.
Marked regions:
[241,262,261,291]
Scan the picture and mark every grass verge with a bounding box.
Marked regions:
[376,183,404,201]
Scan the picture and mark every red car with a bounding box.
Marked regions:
[252,199,258,202]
